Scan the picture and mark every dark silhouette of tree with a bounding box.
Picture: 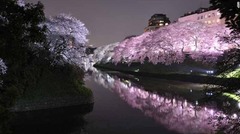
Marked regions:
[210,0,240,75]
[0,1,47,133]
[216,48,240,74]
[210,0,240,33]
[0,0,46,108]
[210,1,240,133]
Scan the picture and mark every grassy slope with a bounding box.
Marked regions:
[15,64,92,106]
[218,68,240,78]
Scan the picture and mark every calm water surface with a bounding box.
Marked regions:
[11,69,240,134]
[83,69,221,134]
[84,72,179,134]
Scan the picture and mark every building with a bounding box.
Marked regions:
[144,14,171,32]
[178,7,225,25]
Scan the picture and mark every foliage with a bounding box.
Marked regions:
[223,68,240,78]
[210,0,240,33]
[0,1,91,132]
[0,0,47,107]
[0,0,92,108]
[112,21,232,65]
[45,14,90,69]
[216,48,240,74]
[210,0,240,76]
[92,42,119,64]
[0,59,7,75]
[19,64,92,101]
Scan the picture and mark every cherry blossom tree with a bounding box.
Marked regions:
[210,0,240,75]
[45,14,90,69]
[93,42,119,64]
[17,0,25,6]
[112,21,233,65]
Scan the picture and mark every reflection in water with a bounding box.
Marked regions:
[90,69,234,134]
[0,109,13,134]
[0,104,93,134]
[12,104,93,134]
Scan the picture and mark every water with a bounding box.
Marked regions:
[12,105,93,134]
[83,69,239,134]
[9,69,240,134]
[84,73,178,134]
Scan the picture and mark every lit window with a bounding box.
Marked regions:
[205,15,208,18]
[159,20,164,23]
[159,23,163,26]
[217,19,220,23]
[208,21,211,24]
[217,12,221,16]
[165,23,169,25]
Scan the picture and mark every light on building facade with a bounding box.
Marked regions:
[144,14,171,32]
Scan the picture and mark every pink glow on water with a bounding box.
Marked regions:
[91,70,232,134]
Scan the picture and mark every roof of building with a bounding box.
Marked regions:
[150,14,168,18]
[181,7,217,17]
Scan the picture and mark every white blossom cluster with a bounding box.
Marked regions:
[45,14,91,70]
[0,58,7,75]
[46,14,89,44]
[17,0,25,7]
[92,42,119,64]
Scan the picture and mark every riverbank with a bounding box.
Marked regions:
[10,95,94,112]
[94,64,240,88]
[10,64,93,112]
[11,103,93,134]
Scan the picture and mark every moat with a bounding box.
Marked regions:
[9,69,240,134]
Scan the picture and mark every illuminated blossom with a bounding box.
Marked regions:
[90,70,234,134]
[0,58,7,75]
[93,42,119,63]
[112,21,233,65]
[45,14,90,69]
[17,0,25,7]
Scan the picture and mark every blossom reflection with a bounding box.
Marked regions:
[91,70,231,134]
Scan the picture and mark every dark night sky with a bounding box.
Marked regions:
[26,0,210,47]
